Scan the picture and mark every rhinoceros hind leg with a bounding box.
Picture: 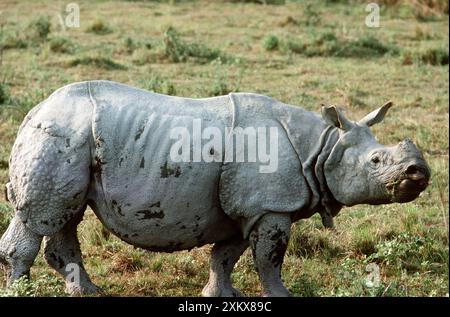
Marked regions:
[0,216,43,286]
[202,236,248,297]
[249,213,291,297]
[43,208,102,296]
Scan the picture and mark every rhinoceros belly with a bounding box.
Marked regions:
[86,81,238,251]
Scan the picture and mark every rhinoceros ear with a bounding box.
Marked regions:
[321,105,353,131]
[358,101,393,127]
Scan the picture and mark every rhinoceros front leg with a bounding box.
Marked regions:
[0,216,43,286]
[202,236,249,297]
[320,209,335,229]
[43,209,102,296]
[249,213,291,297]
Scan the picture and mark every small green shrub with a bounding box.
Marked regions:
[163,26,230,64]
[290,274,319,297]
[86,19,113,35]
[144,74,177,96]
[262,34,279,51]
[124,37,138,54]
[0,274,66,297]
[302,3,321,26]
[27,16,51,41]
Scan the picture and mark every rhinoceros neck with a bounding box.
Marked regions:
[312,127,343,216]
[275,105,343,215]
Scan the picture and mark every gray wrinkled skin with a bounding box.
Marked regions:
[0,81,430,296]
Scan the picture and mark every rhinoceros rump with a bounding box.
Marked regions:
[0,81,430,296]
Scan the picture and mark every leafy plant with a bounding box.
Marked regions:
[262,34,279,51]
[367,232,447,274]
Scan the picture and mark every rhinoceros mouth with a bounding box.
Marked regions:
[389,165,430,203]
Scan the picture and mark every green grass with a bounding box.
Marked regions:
[0,0,448,297]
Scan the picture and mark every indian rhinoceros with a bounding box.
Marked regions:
[0,80,430,296]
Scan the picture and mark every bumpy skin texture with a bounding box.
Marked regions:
[0,80,430,296]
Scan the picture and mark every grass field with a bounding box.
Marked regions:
[0,0,448,297]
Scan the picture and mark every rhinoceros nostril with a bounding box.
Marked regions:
[405,165,419,175]
[405,164,429,182]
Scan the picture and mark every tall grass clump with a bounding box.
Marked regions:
[0,82,10,105]
[285,32,399,58]
[402,47,449,66]
[163,26,231,64]
[49,36,77,54]
[27,16,51,42]
[67,56,127,70]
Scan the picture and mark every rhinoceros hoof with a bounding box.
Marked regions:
[66,282,104,296]
[201,284,243,297]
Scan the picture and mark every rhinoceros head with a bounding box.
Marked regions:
[321,101,430,206]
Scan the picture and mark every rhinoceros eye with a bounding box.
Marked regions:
[371,156,380,164]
